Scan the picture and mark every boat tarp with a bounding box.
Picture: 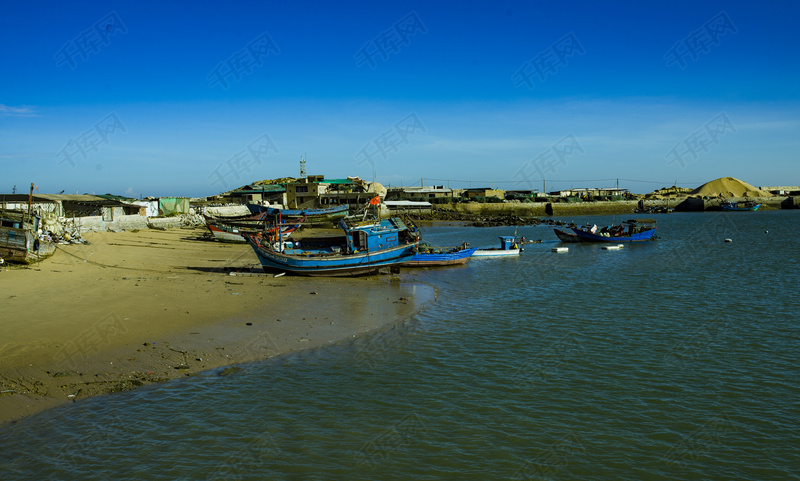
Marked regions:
[159,197,190,216]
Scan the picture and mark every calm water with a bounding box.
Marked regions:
[1,211,799,480]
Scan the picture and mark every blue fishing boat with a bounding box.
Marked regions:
[247,204,349,221]
[570,219,656,243]
[721,201,761,211]
[402,243,476,267]
[244,217,419,276]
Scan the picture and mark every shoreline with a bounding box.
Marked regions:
[0,227,433,427]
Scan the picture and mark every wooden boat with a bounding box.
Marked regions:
[247,204,349,222]
[402,243,476,267]
[243,217,419,276]
[570,219,656,243]
[721,201,761,211]
[205,218,302,243]
[554,228,582,243]
[0,209,56,264]
[472,236,522,257]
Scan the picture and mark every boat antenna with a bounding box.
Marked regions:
[27,182,34,221]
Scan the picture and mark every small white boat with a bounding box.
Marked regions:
[472,236,522,257]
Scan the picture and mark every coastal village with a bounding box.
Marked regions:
[1,175,799,267]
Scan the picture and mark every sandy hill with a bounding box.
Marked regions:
[690,177,773,198]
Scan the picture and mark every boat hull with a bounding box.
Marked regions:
[0,226,55,264]
[721,203,761,211]
[554,228,582,243]
[248,204,349,222]
[248,242,415,276]
[570,227,656,243]
[402,248,476,266]
[472,249,521,257]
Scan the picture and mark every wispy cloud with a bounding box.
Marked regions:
[0,104,38,117]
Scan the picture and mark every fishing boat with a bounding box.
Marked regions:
[721,201,761,211]
[243,216,419,276]
[401,242,476,267]
[205,215,304,243]
[205,219,301,244]
[0,208,56,264]
[472,236,522,257]
[570,219,656,243]
[554,228,582,243]
[247,204,349,222]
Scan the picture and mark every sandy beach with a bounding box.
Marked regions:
[0,227,432,426]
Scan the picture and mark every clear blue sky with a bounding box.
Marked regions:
[2,0,798,197]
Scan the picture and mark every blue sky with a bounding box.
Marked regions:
[1,0,798,198]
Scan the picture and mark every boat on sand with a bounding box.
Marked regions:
[243,217,418,276]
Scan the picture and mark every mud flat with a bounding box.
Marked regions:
[0,227,431,426]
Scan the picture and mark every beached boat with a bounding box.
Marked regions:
[721,201,761,211]
[570,219,656,243]
[205,217,303,243]
[402,242,476,267]
[472,236,522,257]
[0,209,56,264]
[247,204,349,222]
[243,216,419,276]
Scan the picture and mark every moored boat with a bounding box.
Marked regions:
[554,228,581,243]
[570,219,656,243]
[721,201,761,211]
[402,243,476,267]
[243,216,419,276]
[472,236,522,257]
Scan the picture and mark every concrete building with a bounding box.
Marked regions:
[386,186,453,201]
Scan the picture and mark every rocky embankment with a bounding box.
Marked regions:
[409,211,572,228]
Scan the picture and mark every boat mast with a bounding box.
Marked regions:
[26,182,34,222]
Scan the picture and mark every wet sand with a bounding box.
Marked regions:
[0,227,432,426]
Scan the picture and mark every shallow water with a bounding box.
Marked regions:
[1,211,799,480]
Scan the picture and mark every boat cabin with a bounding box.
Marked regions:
[343,217,414,253]
[498,236,518,250]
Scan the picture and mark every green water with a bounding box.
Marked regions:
[1,211,798,480]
